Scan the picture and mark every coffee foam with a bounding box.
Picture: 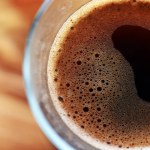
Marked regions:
[47,0,150,149]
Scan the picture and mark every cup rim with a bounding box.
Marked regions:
[23,1,75,150]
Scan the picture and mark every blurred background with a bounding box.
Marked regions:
[0,0,56,149]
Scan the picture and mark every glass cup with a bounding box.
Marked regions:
[23,0,98,150]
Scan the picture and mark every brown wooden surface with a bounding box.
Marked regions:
[0,0,56,150]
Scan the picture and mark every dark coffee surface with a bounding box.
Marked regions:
[112,25,150,102]
[48,0,150,149]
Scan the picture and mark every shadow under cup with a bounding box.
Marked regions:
[23,0,95,150]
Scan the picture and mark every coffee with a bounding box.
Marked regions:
[112,25,150,102]
[47,0,150,149]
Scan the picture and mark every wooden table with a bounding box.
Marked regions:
[0,0,56,149]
